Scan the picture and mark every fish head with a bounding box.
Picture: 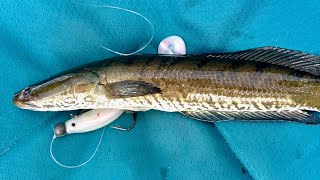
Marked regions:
[13,70,101,111]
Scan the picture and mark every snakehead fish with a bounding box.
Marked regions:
[13,47,320,124]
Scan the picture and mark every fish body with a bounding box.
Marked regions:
[14,47,320,124]
[96,55,319,112]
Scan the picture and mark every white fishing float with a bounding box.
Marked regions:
[158,35,186,55]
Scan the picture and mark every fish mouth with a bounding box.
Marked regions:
[13,92,27,108]
[13,85,38,108]
[13,91,37,109]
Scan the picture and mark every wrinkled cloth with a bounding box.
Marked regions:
[1,0,320,179]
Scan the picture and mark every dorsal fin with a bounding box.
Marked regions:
[207,47,320,76]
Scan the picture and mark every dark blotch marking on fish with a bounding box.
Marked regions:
[253,62,265,73]
[146,56,154,65]
[197,59,210,69]
[231,60,245,70]
[289,71,306,78]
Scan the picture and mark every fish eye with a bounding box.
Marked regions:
[71,123,76,127]
[23,87,31,98]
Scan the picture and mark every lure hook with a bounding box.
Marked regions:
[110,113,136,131]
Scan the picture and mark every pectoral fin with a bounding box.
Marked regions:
[181,110,320,124]
[105,80,161,98]
[209,47,320,76]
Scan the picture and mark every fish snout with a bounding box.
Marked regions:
[13,87,33,108]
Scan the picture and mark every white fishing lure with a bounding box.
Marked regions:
[54,109,124,137]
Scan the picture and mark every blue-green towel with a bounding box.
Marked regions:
[1,0,320,179]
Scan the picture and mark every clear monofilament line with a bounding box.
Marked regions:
[50,127,105,168]
[0,148,10,156]
[71,1,155,56]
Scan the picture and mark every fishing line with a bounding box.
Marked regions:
[0,148,10,156]
[50,127,105,168]
[0,113,61,157]
[71,1,155,56]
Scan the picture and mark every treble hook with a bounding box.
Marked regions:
[110,112,136,131]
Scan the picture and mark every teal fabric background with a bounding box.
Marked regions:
[1,0,320,179]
